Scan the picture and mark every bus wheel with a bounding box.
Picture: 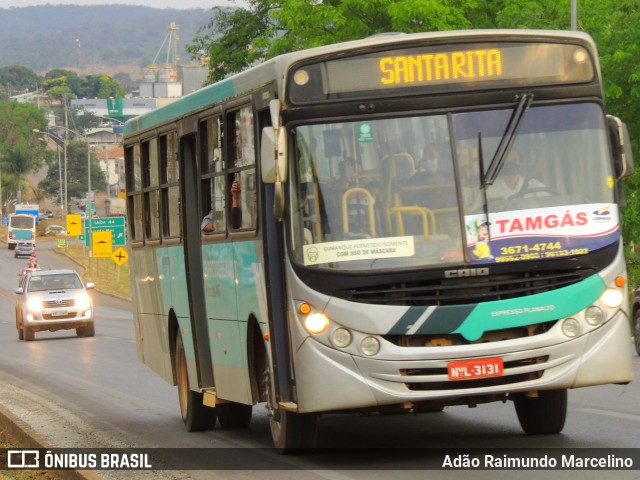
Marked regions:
[262,366,318,453]
[217,402,252,429]
[176,332,216,432]
[270,409,318,453]
[514,389,567,435]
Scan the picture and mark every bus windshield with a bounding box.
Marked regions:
[290,102,617,270]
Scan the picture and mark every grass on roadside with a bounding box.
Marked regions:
[58,241,131,300]
[0,427,61,479]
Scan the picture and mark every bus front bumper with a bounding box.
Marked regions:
[292,311,633,413]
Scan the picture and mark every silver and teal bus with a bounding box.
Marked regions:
[124,30,634,452]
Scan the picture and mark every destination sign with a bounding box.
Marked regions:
[288,41,594,103]
[379,48,503,85]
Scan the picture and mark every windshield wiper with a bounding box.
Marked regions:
[477,132,491,240]
[482,93,534,188]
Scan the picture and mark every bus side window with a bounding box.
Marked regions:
[229,106,257,230]
[200,117,226,234]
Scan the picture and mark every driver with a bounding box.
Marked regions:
[488,150,545,199]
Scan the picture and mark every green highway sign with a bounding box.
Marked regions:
[88,217,125,228]
[83,216,126,246]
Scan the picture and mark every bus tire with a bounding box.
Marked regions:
[262,363,317,452]
[217,402,253,429]
[270,409,318,454]
[176,332,216,432]
[514,389,567,435]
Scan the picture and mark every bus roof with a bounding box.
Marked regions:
[124,29,596,137]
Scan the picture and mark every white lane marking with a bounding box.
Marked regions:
[576,407,640,422]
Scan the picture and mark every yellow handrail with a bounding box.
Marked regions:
[342,187,376,237]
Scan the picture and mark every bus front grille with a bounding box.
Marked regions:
[336,269,592,306]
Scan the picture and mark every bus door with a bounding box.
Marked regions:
[179,129,214,390]
[199,111,251,404]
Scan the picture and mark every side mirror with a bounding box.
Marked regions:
[261,127,277,183]
[15,287,24,295]
[260,99,287,184]
[606,115,634,179]
[86,282,96,290]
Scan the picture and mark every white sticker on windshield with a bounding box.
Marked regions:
[303,236,415,266]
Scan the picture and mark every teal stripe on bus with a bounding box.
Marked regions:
[413,305,475,335]
[124,79,236,135]
[387,306,427,335]
[456,274,606,341]
[387,274,606,341]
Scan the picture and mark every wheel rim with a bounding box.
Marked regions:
[262,365,282,435]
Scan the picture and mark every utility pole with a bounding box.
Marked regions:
[63,97,69,219]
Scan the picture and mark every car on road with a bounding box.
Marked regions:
[39,210,53,219]
[632,288,640,356]
[15,269,96,341]
[44,224,66,236]
[14,241,35,258]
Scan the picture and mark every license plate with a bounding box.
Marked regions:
[447,357,504,381]
[50,311,68,317]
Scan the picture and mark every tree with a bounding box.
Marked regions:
[41,75,76,101]
[43,69,83,95]
[0,65,40,95]
[187,0,475,83]
[39,139,106,206]
[81,74,126,99]
[40,69,126,100]
[0,101,48,207]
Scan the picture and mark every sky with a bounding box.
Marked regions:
[0,0,243,9]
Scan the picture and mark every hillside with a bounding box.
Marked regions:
[0,5,219,81]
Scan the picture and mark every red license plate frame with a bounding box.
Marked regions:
[447,357,504,381]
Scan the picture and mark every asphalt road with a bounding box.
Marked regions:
[0,242,639,480]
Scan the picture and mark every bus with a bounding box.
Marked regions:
[7,213,37,249]
[123,30,634,452]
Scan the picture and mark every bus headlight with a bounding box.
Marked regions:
[600,288,623,309]
[304,312,330,334]
[331,328,352,348]
[585,306,605,326]
[561,318,581,338]
[360,336,380,356]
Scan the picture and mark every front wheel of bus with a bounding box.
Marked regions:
[176,332,216,432]
[270,408,318,454]
[514,389,567,435]
[263,366,318,453]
